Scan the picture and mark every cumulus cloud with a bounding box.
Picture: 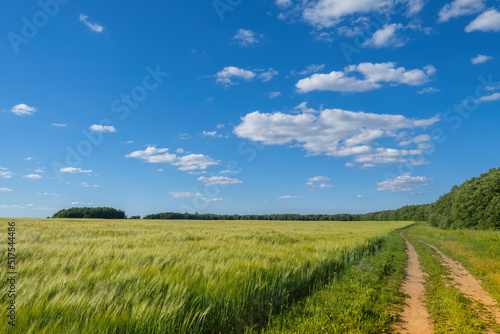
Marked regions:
[11,104,36,116]
[79,14,104,33]
[0,188,12,192]
[0,166,13,179]
[476,92,500,102]
[89,124,116,133]
[197,176,243,185]
[126,146,219,171]
[59,167,93,173]
[465,9,500,32]
[234,104,439,167]
[363,24,406,48]
[438,0,485,22]
[296,62,436,93]
[169,191,222,202]
[471,54,493,64]
[307,176,335,189]
[233,29,262,47]
[23,174,42,179]
[216,66,256,86]
[268,91,282,98]
[376,173,432,193]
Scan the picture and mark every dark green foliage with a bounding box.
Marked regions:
[129,215,141,219]
[429,168,500,230]
[52,207,126,219]
[143,212,363,221]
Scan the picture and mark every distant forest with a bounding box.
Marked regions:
[52,168,499,230]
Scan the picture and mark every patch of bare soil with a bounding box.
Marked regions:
[393,232,434,334]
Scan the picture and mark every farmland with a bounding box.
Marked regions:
[0,219,410,333]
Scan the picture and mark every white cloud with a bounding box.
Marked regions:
[0,166,13,179]
[176,148,185,154]
[197,176,243,185]
[299,64,326,75]
[258,68,278,82]
[11,104,36,116]
[296,62,436,93]
[477,92,500,102]
[302,0,393,28]
[406,0,426,15]
[169,191,223,202]
[71,202,93,206]
[126,146,219,171]
[376,173,432,193]
[23,157,33,161]
[308,176,330,182]
[0,188,12,192]
[125,140,134,144]
[356,194,364,199]
[268,91,282,98]
[438,0,485,22]
[216,66,256,86]
[417,87,440,94]
[234,104,439,166]
[34,169,45,173]
[363,24,406,48]
[471,54,493,64]
[169,192,204,198]
[52,123,67,127]
[202,131,226,138]
[398,134,431,146]
[23,174,42,179]
[233,29,262,47]
[216,124,225,129]
[82,182,99,187]
[59,167,93,173]
[79,14,104,33]
[307,176,335,189]
[276,0,292,8]
[465,9,500,32]
[89,124,116,133]
[278,195,302,199]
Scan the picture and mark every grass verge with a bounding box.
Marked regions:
[258,229,408,334]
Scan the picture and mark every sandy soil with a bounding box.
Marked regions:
[394,232,434,334]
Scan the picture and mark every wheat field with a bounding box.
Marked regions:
[0,219,411,333]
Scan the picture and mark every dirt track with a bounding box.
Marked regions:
[395,232,500,333]
[395,232,434,334]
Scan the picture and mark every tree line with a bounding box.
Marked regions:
[51,167,499,229]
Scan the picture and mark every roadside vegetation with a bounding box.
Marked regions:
[260,229,408,334]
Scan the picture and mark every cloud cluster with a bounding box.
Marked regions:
[363,24,406,48]
[89,124,117,133]
[23,174,42,179]
[169,191,223,202]
[296,62,436,93]
[197,176,243,185]
[234,104,439,167]
[126,146,219,171]
[471,54,492,64]
[215,66,278,87]
[0,166,13,179]
[306,176,335,189]
[377,173,432,193]
[59,167,93,173]
[233,29,262,47]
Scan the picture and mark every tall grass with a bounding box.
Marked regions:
[0,219,410,333]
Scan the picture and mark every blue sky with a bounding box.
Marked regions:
[1,0,499,218]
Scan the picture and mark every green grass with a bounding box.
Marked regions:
[404,231,489,333]
[258,229,408,334]
[0,219,411,333]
